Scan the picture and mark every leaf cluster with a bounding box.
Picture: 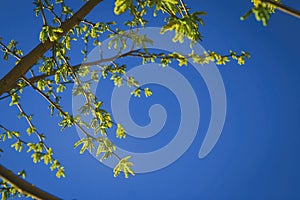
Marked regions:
[241,0,281,26]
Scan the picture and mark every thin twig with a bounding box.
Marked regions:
[29,70,35,78]
[21,76,121,161]
[45,6,62,26]
[179,0,189,16]
[0,41,22,60]
[0,125,28,144]
[15,103,48,151]
[38,0,48,25]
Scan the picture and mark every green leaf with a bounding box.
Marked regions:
[114,0,133,15]
[116,124,126,139]
[160,13,204,43]
[31,152,42,163]
[144,88,152,97]
[56,167,65,178]
[95,137,116,161]
[91,70,99,81]
[237,56,245,65]
[59,114,75,130]
[2,192,7,200]
[131,88,141,97]
[17,170,26,179]
[39,26,49,42]
[74,138,85,148]
[241,0,280,26]
[53,27,63,34]
[111,75,123,87]
[11,140,23,152]
[113,156,135,178]
[242,51,251,59]
[127,76,137,87]
[178,59,188,66]
[26,126,35,136]
[3,52,8,60]
[9,93,20,106]
[43,148,53,165]
[54,73,61,84]
[216,56,229,65]
[65,36,71,50]
[74,137,94,154]
[93,102,102,111]
[50,160,60,171]
[56,84,66,93]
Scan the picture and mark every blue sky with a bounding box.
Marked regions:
[1,0,300,200]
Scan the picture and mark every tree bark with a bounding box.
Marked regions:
[0,164,61,200]
[0,0,103,97]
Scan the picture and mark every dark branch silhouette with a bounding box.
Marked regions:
[0,0,103,97]
[0,164,61,200]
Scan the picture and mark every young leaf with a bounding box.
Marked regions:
[114,0,133,15]
[131,88,141,97]
[116,124,126,139]
[113,156,135,178]
[144,88,152,97]
[9,93,20,106]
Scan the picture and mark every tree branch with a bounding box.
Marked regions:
[6,49,139,92]
[0,41,22,61]
[262,0,300,19]
[21,76,122,161]
[38,0,48,25]
[0,0,103,97]
[0,164,61,200]
[4,49,242,93]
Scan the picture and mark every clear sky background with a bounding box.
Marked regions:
[1,0,300,200]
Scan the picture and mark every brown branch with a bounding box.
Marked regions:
[4,49,244,94]
[262,0,300,19]
[0,164,61,200]
[7,49,139,91]
[38,0,48,25]
[0,0,103,97]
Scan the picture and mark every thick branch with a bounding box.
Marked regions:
[7,49,139,91]
[0,0,103,96]
[0,164,61,200]
[262,0,300,19]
